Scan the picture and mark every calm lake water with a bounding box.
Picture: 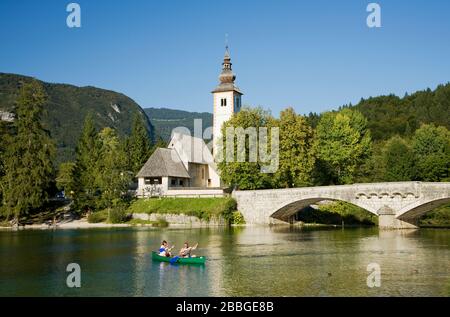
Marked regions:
[0,226,449,296]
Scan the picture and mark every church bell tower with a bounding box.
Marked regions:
[212,46,243,157]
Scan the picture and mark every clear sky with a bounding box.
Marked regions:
[1,0,449,115]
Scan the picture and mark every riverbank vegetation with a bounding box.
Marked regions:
[219,105,449,226]
[0,80,449,227]
[296,202,377,226]
[127,197,239,224]
[0,80,155,225]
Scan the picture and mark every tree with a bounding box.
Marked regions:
[72,113,99,211]
[127,112,152,175]
[2,80,55,222]
[382,136,415,181]
[274,107,315,188]
[56,162,77,199]
[314,109,372,185]
[218,107,276,190]
[0,122,8,211]
[412,124,450,181]
[94,127,131,209]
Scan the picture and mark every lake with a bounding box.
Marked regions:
[0,226,449,296]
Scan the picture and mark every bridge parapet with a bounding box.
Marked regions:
[232,182,450,229]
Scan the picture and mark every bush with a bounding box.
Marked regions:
[87,210,108,223]
[231,211,246,225]
[221,198,238,223]
[153,217,169,228]
[108,206,129,224]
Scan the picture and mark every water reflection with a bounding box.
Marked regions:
[0,226,449,296]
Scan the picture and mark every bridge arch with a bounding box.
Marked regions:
[232,182,450,228]
[397,198,450,220]
[269,196,377,223]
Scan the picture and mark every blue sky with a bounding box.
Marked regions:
[1,0,449,115]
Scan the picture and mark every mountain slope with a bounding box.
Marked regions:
[0,73,153,163]
[331,83,450,141]
[144,107,212,141]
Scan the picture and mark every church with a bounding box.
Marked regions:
[136,47,242,197]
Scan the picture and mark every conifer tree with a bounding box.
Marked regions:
[2,81,55,223]
[73,113,99,211]
[127,113,152,175]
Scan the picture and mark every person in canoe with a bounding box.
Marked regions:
[179,241,198,258]
[159,240,175,257]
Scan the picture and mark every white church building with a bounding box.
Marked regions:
[136,46,242,197]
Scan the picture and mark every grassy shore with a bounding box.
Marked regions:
[127,197,239,223]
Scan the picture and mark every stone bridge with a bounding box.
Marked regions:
[232,182,450,229]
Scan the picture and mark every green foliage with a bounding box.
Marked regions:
[56,162,77,198]
[274,107,315,188]
[126,113,152,175]
[412,124,450,181]
[1,80,56,221]
[127,197,237,222]
[231,211,246,225]
[218,107,276,189]
[0,73,154,164]
[298,202,377,226]
[72,114,99,211]
[87,210,108,223]
[0,122,8,208]
[94,128,131,209]
[338,84,450,141]
[221,198,238,223]
[314,109,372,185]
[382,136,415,181]
[107,205,128,224]
[419,204,450,227]
[152,217,169,227]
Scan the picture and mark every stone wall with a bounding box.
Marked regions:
[132,213,226,227]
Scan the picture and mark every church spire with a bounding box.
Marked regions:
[219,45,235,84]
[211,45,242,94]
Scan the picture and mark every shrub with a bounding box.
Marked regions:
[108,206,129,224]
[231,211,246,225]
[222,198,238,223]
[87,210,108,223]
[153,217,169,228]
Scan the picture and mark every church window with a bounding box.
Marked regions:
[221,98,227,107]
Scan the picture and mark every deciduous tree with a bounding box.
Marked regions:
[382,136,415,181]
[274,107,315,188]
[314,109,372,184]
[412,124,450,181]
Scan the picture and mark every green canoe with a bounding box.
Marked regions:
[151,251,206,264]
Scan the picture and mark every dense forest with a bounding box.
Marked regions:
[308,83,450,141]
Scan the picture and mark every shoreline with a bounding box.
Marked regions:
[0,218,231,231]
[1,218,448,231]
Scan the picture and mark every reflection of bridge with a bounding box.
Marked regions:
[232,182,450,229]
